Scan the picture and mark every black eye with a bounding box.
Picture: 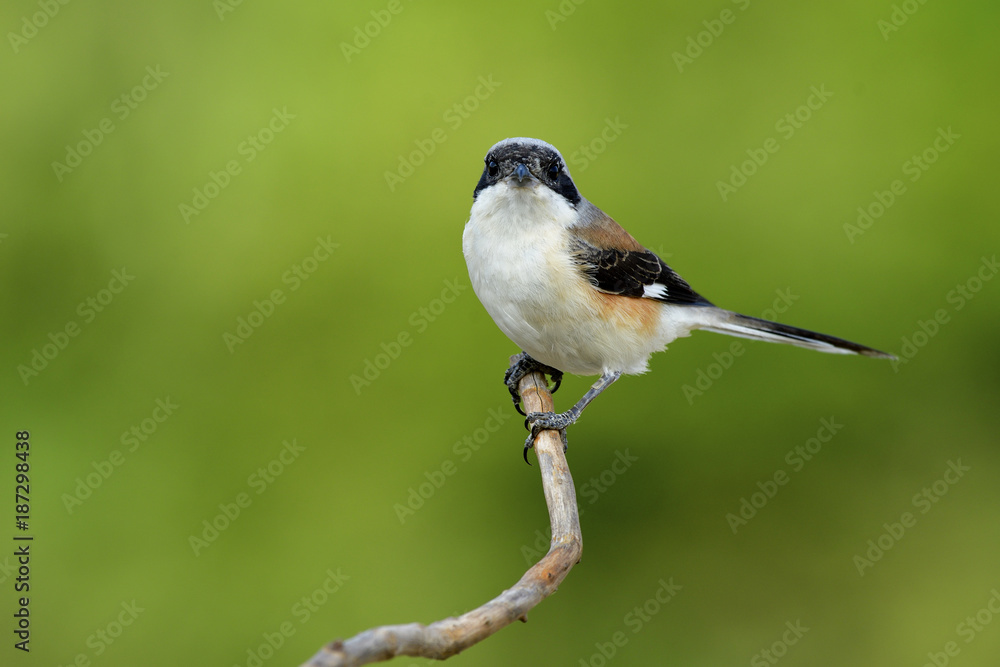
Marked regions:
[548,162,562,179]
[487,159,499,177]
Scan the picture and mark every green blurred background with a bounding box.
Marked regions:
[2,1,999,665]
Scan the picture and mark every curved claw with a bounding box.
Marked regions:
[522,412,550,465]
[505,361,527,417]
[523,422,545,465]
[522,415,570,465]
[512,395,526,417]
[505,353,565,420]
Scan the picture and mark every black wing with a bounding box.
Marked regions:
[571,239,713,306]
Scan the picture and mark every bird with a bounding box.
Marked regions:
[462,137,893,461]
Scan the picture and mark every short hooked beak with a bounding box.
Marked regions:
[514,163,530,183]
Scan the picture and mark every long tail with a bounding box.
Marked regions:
[694,308,895,359]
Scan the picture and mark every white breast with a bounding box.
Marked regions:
[463,182,691,376]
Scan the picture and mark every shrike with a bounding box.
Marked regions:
[462,137,892,461]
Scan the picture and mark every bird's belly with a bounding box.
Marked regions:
[464,222,674,376]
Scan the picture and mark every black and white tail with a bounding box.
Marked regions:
[696,309,894,358]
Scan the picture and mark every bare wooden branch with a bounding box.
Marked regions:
[299,357,582,666]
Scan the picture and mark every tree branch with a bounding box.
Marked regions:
[299,357,582,666]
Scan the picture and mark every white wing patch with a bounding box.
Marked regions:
[642,283,668,300]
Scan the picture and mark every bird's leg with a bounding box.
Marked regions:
[522,370,622,463]
[504,351,564,417]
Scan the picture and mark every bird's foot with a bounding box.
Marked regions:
[504,352,563,417]
[522,411,573,464]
